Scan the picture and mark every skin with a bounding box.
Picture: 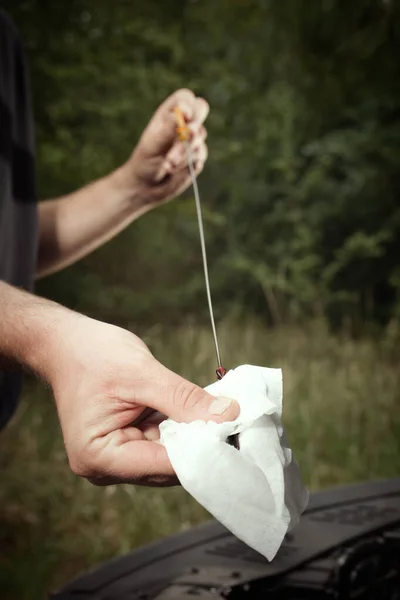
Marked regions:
[0,89,239,486]
[37,89,210,277]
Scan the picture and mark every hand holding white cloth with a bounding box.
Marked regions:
[159,364,309,561]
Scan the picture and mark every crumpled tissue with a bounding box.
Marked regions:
[159,364,309,561]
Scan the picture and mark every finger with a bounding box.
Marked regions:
[142,89,196,158]
[156,146,208,194]
[169,96,208,127]
[194,158,206,177]
[160,88,196,120]
[157,90,197,149]
[139,410,166,426]
[146,90,207,159]
[193,97,209,125]
[159,120,205,171]
[186,128,207,152]
[164,141,185,169]
[131,406,156,428]
[163,134,207,173]
[161,90,209,126]
[159,91,207,144]
[141,422,162,441]
[103,437,177,486]
[187,122,207,142]
[199,124,208,140]
[138,360,240,424]
[170,142,208,174]
[191,143,208,164]
[137,411,166,441]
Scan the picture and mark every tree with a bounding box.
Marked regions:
[4,0,400,329]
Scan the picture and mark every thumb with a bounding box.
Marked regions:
[145,363,240,424]
[141,89,197,158]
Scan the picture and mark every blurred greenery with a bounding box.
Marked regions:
[3,0,400,327]
[1,321,400,599]
[1,0,400,598]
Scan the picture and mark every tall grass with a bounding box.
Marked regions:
[1,320,399,600]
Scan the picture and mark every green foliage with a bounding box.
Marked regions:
[1,321,400,599]
[3,0,400,327]
[2,6,400,597]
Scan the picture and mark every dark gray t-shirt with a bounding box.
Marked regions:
[0,11,38,429]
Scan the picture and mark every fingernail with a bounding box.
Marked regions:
[208,396,235,415]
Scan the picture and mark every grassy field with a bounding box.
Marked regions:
[1,320,399,600]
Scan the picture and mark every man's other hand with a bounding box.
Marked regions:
[116,88,209,207]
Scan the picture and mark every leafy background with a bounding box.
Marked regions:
[0,1,399,598]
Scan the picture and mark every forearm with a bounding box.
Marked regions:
[37,167,147,278]
[0,281,70,380]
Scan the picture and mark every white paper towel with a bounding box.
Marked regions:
[159,364,309,561]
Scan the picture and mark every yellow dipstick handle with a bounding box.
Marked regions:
[173,106,190,141]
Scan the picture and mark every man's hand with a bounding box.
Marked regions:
[1,284,238,487]
[37,88,209,278]
[116,88,209,207]
[47,313,238,487]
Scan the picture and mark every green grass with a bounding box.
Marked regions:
[1,320,399,600]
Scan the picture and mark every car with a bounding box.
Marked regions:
[52,478,400,599]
